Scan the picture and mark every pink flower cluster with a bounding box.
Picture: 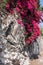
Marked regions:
[5,0,42,44]
[26,20,40,44]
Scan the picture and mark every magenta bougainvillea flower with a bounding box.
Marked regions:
[6,3,10,10]
[17,19,21,24]
[5,0,42,44]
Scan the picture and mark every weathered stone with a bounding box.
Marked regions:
[12,59,20,65]
[0,9,30,65]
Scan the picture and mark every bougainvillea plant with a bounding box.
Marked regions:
[0,0,43,44]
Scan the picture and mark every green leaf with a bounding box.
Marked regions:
[3,0,7,3]
[0,3,5,8]
[0,0,7,9]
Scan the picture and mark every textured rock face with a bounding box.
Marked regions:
[0,9,30,65]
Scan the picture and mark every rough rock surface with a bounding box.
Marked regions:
[0,9,30,65]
